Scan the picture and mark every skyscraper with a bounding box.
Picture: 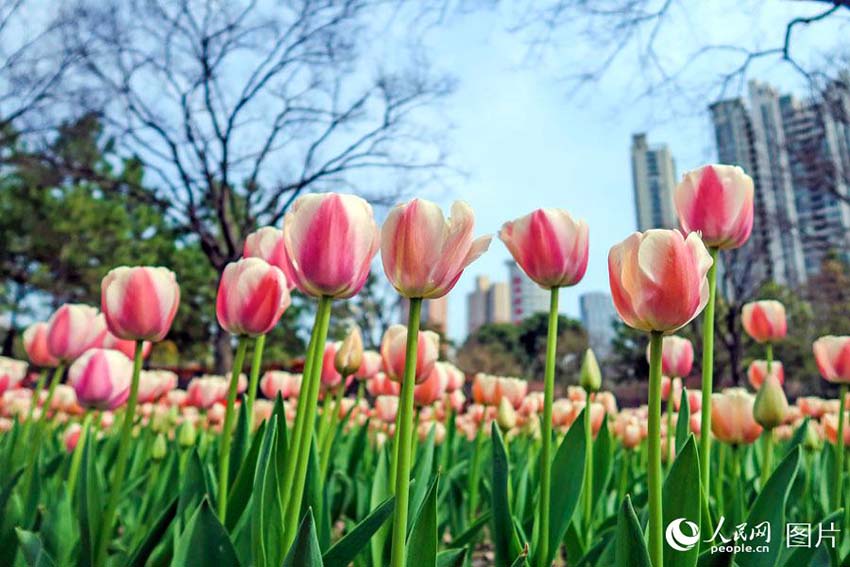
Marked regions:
[506,261,550,323]
[579,292,619,359]
[466,275,510,335]
[630,133,678,231]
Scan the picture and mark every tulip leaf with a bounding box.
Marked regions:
[76,431,102,567]
[675,389,691,454]
[491,422,522,566]
[448,511,492,549]
[407,475,439,567]
[229,394,251,487]
[125,496,178,567]
[542,405,587,567]
[408,424,436,534]
[370,447,391,567]
[226,420,267,530]
[593,417,613,515]
[322,495,394,567]
[696,548,734,566]
[436,548,467,567]
[778,509,842,567]
[251,415,285,567]
[172,498,239,566]
[283,508,324,567]
[616,495,651,567]
[0,467,23,520]
[662,435,701,567]
[15,528,57,567]
[736,446,800,567]
[783,418,809,460]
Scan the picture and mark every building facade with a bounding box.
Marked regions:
[506,261,550,324]
[630,133,679,231]
[466,275,510,335]
[579,292,618,359]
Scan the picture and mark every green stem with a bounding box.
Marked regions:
[537,287,560,567]
[583,388,594,542]
[468,426,484,524]
[699,247,718,499]
[648,331,664,567]
[67,412,94,496]
[94,340,144,567]
[760,430,773,488]
[835,384,847,510]
[216,336,249,520]
[666,397,673,472]
[389,297,423,567]
[618,450,630,502]
[765,343,773,376]
[320,385,345,476]
[25,368,48,430]
[39,363,66,424]
[282,296,333,551]
[246,333,267,419]
[715,443,725,518]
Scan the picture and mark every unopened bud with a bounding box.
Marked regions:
[753,375,788,430]
[335,326,364,377]
[178,421,197,448]
[496,397,517,432]
[580,349,602,393]
[152,433,167,460]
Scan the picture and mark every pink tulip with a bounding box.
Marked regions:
[101,331,152,360]
[660,376,683,405]
[747,360,785,390]
[23,322,59,367]
[380,325,440,384]
[101,266,180,342]
[551,399,577,427]
[647,336,694,378]
[622,423,643,449]
[46,304,107,362]
[594,391,619,415]
[185,377,228,409]
[823,413,850,445]
[741,300,787,344]
[381,199,491,299]
[137,370,178,403]
[67,348,133,410]
[260,371,302,400]
[243,226,296,289]
[710,388,763,445]
[444,364,465,392]
[64,423,82,452]
[0,358,26,396]
[320,342,353,391]
[282,193,379,299]
[367,372,400,397]
[687,389,703,413]
[415,362,448,406]
[498,377,528,410]
[499,208,589,289]
[608,229,713,333]
[674,164,754,250]
[813,336,850,384]
[356,351,383,380]
[216,258,290,336]
[472,374,501,406]
[374,395,399,423]
[447,389,466,412]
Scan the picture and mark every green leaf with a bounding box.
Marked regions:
[172,499,240,566]
[0,467,23,519]
[736,446,800,567]
[542,406,587,567]
[177,448,208,533]
[125,496,178,567]
[76,432,102,567]
[778,510,842,567]
[696,547,734,567]
[229,394,250,488]
[675,388,691,453]
[15,529,58,567]
[448,511,492,549]
[782,417,809,459]
[616,495,651,567]
[593,417,612,515]
[407,475,439,567]
[322,496,395,567]
[436,548,467,567]
[370,447,392,567]
[251,415,285,567]
[226,420,267,530]
[408,424,436,533]
[662,435,701,567]
[491,422,521,565]
[283,508,324,567]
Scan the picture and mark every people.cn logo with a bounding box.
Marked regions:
[666,518,700,551]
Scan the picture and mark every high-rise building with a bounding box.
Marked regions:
[579,292,619,359]
[630,133,679,231]
[401,296,449,335]
[466,275,511,335]
[507,261,549,323]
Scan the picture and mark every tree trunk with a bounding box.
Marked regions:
[213,324,233,375]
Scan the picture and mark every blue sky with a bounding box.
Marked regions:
[396,2,849,341]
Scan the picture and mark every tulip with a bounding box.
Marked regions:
[0,358,26,396]
[101,332,152,360]
[23,322,59,368]
[185,377,228,409]
[67,348,133,410]
[137,370,177,404]
[216,258,290,337]
[64,423,82,453]
[753,374,789,483]
[382,199,491,299]
[498,377,527,410]
[444,364,465,392]
[711,389,763,445]
[747,360,785,390]
[647,335,694,379]
[496,397,517,432]
[101,266,180,342]
[335,326,364,378]
[579,348,602,539]
[742,300,787,345]
[260,371,301,400]
[414,362,448,406]
[608,229,712,566]
[46,304,106,362]
[243,226,295,288]
[674,164,755,250]
[380,325,440,384]
[282,193,379,299]
[367,372,400,397]
[580,349,602,393]
[472,373,501,406]
[499,208,589,289]
[813,335,850,509]
[355,350,383,380]
[374,395,399,423]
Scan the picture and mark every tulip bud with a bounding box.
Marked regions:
[152,433,167,460]
[496,397,517,432]
[802,420,823,451]
[335,326,364,377]
[753,376,789,430]
[580,349,601,393]
[178,421,197,447]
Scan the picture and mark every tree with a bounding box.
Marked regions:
[456,322,525,377]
